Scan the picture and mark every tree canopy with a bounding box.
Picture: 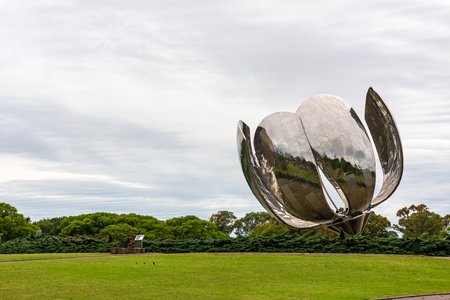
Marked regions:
[1,202,448,243]
[33,211,226,242]
[234,212,272,236]
[362,212,397,237]
[209,210,236,234]
[394,204,448,238]
[0,202,39,241]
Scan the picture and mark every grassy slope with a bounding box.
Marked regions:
[0,253,448,299]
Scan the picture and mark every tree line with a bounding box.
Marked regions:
[1,234,448,256]
[1,202,448,241]
[0,202,448,255]
[209,205,449,239]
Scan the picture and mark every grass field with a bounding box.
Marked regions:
[0,253,449,299]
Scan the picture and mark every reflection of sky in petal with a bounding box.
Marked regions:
[259,112,315,162]
[298,95,375,171]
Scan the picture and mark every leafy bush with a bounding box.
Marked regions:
[1,234,448,256]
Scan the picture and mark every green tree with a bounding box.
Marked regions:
[249,219,290,237]
[99,223,140,243]
[33,216,67,235]
[52,212,186,240]
[144,221,173,240]
[234,212,272,236]
[60,220,92,236]
[209,211,237,235]
[394,204,446,238]
[362,212,397,237]
[58,213,118,236]
[0,202,39,241]
[443,214,450,238]
[116,214,156,228]
[166,216,227,239]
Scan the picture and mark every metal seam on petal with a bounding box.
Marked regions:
[253,113,339,223]
[296,95,376,215]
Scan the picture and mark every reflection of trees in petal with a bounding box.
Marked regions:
[316,153,375,187]
[273,151,321,188]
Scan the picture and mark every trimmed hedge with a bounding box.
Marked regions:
[144,235,450,256]
[1,235,448,256]
[0,236,113,254]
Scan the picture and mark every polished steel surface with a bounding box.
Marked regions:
[254,112,337,223]
[297,95,376,215]
[365,87,403,207]
[237,120,320,229]
[237,87,403,234]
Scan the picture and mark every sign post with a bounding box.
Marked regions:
[134,235,145,249]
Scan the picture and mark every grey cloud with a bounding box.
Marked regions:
[0,99,248,219]
[0,99,187,161]
[1,174,256,221]
[0,1,449,221]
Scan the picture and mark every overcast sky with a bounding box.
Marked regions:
[0,1,449,223]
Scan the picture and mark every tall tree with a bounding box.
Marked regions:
[209,211,237,235]
[0,202,39,241]
[443,214,450,238]
[58,212,118,236]
[249,219,290,237]
[362,212,397,237]
[166,215,227,239]
[234,212,272,236]
[394,204,445,238]
[99,223,140,243]
[33,216,67,235]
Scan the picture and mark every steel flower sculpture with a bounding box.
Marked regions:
[237,87,403,234]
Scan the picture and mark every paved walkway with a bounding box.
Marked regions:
[377,293,450,299]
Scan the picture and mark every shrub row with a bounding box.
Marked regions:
[144,235,450,256]
[0,236,113,254]
[1,235,448,256]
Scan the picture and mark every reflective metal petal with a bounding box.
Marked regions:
[296,95,376,215]
[365,87,403,207]
[253,112,338,223]
[237,120,319,228]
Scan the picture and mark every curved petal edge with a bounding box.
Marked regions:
[365,87,404,207]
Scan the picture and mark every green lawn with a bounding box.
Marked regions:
[0,253,448,299]
[0,253,108,262]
